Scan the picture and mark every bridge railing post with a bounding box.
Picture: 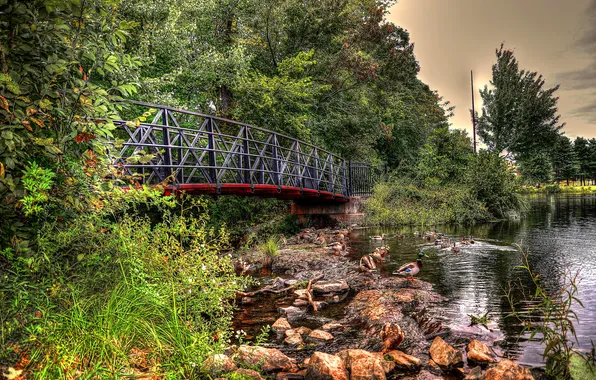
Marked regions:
[243,127,250,184]
[342,159,347,196]
[162,109,172,180]
[348,160,353,196]
[313,149,319,191]
[207,117,217,184]
[272,134,281,189]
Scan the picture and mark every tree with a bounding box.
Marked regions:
[476,45,564,164]
[0,0,140,244]
[552,135,578,185]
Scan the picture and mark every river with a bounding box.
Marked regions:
[352,194,596,366]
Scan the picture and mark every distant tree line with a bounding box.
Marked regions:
[551,135,596,185]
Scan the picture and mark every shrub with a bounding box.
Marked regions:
[364,176,491,226]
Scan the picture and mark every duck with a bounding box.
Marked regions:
[393,251,426,281]
[440,238,451,249]
[370,233,386,241]
[326,241,346,256]
[451,242,460,253]
[360,255,377,272]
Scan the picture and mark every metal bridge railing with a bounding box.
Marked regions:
[108,102,350,196]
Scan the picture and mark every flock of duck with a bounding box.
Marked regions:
[362,229,476,282]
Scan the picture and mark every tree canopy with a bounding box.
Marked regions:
[476,45,564,163]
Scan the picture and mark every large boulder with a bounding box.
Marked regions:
[337,349,386,380]
[484,359,534,380]
[202,354,237,377]
[384,350,421,371]
[236,345,295,373]
[429,336,463,371]
[312,280,349,294]
[466,340,496,366]
[305,351,349,380]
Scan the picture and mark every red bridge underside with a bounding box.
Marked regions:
[158,183,348,203]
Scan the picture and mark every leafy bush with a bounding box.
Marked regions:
[466,150,528,218]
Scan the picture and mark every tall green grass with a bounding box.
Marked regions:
[1,195,252,378]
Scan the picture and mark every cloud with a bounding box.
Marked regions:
[558,0,596,121]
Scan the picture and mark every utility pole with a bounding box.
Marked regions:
[471,70,477,153]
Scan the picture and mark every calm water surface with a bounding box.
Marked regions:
[354,194,596,366]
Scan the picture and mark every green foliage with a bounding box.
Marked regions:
[476,44,564,162]
[0,0,141,245]
[20,162,56,217]
[469,311,491,328]
[364,176,491,226]
[258,235,280,257]
[1,193,252,377]
[506,247,583,379]
[466,150,527,218]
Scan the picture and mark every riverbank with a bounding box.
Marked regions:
[518,184,596,194]
[210,226,546,379]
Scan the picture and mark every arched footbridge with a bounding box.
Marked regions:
[109,101,384,203]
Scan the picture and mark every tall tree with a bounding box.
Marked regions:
[552,135,577,185]
[476,45,564,163]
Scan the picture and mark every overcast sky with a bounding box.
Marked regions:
[388,0,596,141]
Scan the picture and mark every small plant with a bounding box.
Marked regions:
[468,311,491,328]
[20,161,55,216]
[505,246,583,379]
[258,236,280,269]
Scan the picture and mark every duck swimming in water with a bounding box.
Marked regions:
[393,251,426,281]
[370,233,386,240]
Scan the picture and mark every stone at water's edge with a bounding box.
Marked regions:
[321,322,343,331]
[384,350,421,371]
[272,317,293,334]
[308,329,334,343]
[429,336,463,371]
[285,331,304,345]
[380,322,404,351]
[235,368,265,380]
[294,326,313,336]
[202,354,237,377]
[337,349,386,380]
[312,280,350,294]
[236,345,295,373]
[484,359,534,380]
[465,366,484,380]
[305,351,349,380]
[466,339,496,366]
[295,289,310,299]
[416,370,443,380]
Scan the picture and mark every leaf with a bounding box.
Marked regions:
[0,95,8,111]
[0,161,4,178]
[77,254,85,261]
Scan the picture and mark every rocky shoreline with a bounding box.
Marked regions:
[207,227,539,379]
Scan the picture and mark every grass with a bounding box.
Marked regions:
[519,183,596,194]
[258,236,281,258]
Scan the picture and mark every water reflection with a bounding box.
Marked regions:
[356,194,596,366]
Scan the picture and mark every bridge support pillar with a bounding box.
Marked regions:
[290,196,365,227]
